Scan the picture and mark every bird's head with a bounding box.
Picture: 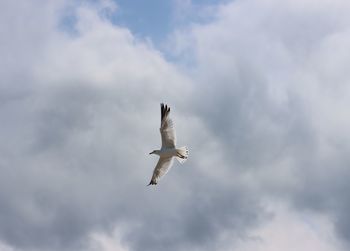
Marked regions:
[149,150,159,155]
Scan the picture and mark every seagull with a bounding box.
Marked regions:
[148,103,189,186]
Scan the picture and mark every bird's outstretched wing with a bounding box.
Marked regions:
[148,157,174,185]
[160,103,176,148]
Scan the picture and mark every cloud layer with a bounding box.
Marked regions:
[1,0,350,250]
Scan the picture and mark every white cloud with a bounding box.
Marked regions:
[1,0,350,251]
[88,229,129,251]
[169,0,350,249]
[0,241,16,251]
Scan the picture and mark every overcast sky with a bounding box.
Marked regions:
[1,0,350,251]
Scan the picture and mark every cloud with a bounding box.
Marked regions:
[170,0,350,248]
[1,0,350,251]
[0,1,264,251]
[234,203,343,251]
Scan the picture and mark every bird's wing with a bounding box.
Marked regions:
[160,103,176,148]
[148,157,174,185]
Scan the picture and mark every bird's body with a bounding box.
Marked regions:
[152,148,178,158]
[148,103,189,186]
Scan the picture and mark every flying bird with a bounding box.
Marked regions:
[148,103,189,185]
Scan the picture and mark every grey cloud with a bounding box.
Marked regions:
[123,179,266,251]
[177,0,350,248]
[0,2,266,251]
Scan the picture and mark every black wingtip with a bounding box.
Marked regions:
[147,180,157,186]
[161,103,171,121]
[161,103,165,121]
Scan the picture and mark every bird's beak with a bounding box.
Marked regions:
[149,151,153,155]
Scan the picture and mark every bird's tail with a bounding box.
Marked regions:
[176,146,189,164]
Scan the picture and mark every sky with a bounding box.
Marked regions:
[1,0,350,251]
